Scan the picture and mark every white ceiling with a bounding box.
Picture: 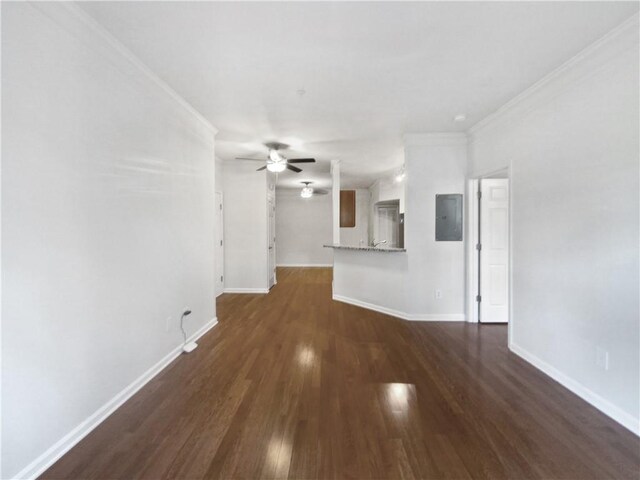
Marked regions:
[79,1,638,188]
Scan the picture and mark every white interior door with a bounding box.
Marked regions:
[268,197,276,288]
[215,192,224,297]
[480,179,509,323]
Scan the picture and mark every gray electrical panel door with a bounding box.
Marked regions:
[435,194,463,241]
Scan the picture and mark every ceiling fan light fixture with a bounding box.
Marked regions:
[301,181,313,198]
[269,149,283,163]
[267,161,287,173]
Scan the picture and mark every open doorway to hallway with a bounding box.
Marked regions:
[468,171,510,324]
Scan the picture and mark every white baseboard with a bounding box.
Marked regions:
[332,294,465,322]
[276,264,333,267]
[405,313,467,322]
[14,318,219,480]
[333,294,406,319]
[509,341,639,436]
[222,288,269,294]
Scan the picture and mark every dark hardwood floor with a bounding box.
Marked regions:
[43,267,639,479]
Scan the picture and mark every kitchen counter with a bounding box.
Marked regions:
[323,244,406,253]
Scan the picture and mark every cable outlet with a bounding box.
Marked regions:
[435,289,443,299]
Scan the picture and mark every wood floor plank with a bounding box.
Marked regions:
[41,267,639,479]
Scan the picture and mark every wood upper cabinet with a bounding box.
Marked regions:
[340,190,356,228]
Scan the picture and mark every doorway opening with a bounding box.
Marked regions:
[467,170,510,324]
[373,199,403,248]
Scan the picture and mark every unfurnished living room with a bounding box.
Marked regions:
[2,1,639,479]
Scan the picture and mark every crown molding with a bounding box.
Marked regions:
[468,12,639,140]
[30,2,218,138]
[403,133,468,147]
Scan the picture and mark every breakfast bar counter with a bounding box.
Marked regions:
[323,244,406,253]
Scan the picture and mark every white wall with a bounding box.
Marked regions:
[331,160,340,244]
[275,190,333,266]
[222,161,269,292]
[468,14,639,433]
[333,249,408,315]
[215,157,224,193]
[404,135,467,317]
[333,134,467,321]
[2,3,217,478]
[340,189,370,247]
[369,179,405,214]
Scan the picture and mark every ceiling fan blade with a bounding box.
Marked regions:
[313,189,329,195]
[256,165,267,171]
[236,157,265,162]
[287,158,316,163]
[286,164,302,173]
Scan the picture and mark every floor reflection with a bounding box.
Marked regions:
[384,383,415,419]
[296,344,316,369]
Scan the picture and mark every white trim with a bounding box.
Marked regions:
[333,294,465,322]
[507,158,515,347]
[276,264,333,268]
[509,342,640,436]
[0,4,3,475]
[405,313,467,322]
[468,12,639,140]
[223,288,269,294]
[14,318,219,480]
[403,132,468,147]
[333,294,406,319]
[466,175,511,325]
[466,179,479,323]
[215,191,224,298]
[30,2,217,138]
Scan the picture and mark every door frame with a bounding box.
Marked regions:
[374,200,401,247]
[215,191,224,297]
[267,193,276,289]
[466,168,512,333]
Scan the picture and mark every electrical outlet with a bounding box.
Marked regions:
[435,289,443,299]
[165,317,172,332]
[596,347,609,371]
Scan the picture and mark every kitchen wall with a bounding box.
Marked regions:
[275,189,333,266]
[369,179,405,215]
[468,14,639,433]
[2,3,217,477]
[333,134,467,321]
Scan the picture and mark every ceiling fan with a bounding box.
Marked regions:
[235,142,316,173]
[300,182,329,198]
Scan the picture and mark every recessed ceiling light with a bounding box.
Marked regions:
[454,114,467,122]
